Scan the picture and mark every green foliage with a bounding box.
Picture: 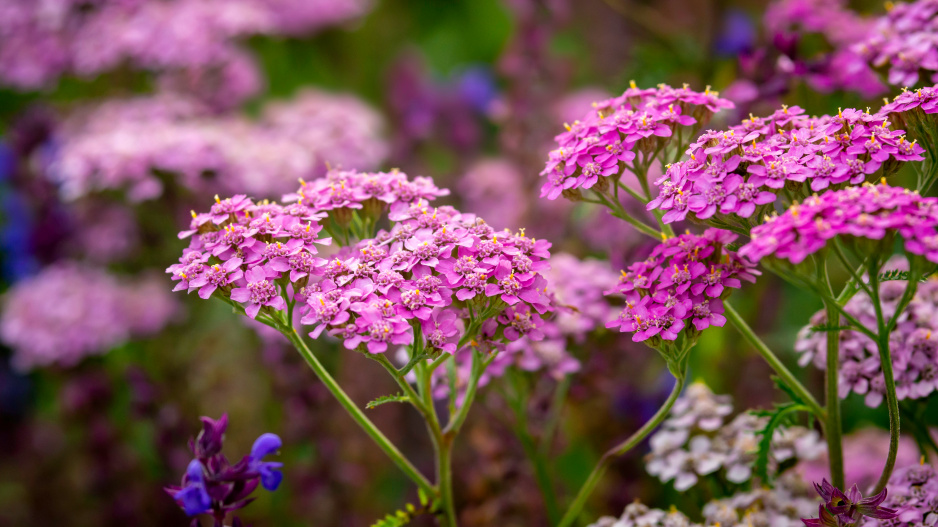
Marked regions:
[365,393,410,409]
[877,267,938,282]
[751,402,809,485]
[370,490,433,527]
[808,322,853,333]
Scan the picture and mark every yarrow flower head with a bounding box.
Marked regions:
[796,259,938,407]
[165,415,283,525]
[170,170,555,361]
[739,182,938,265]
[605,229,758,359]
[430,253,618,400]
[650,104,924,225]
[540,83,734,201]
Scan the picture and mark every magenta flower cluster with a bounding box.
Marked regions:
[50,90,388,202]
[796,261,938,407]
[0,262,178,371]
[650,104,925,224]
[539,83,734,200]
[739,182,938,265]
[605,229,759,343]
[432,254,618,399]
[856,0,938,87]
[169,169,554,356]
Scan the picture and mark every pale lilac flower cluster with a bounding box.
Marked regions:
[739,183,938,265]
[0,0,371,91]
[586,501,698,527]
[645,383,825,491]
[539,83,734,201]
[795,263,938,407]
[702,473,819,527]
[651,105,925,225]
[858,461,938,526]
[169,170,554,357]
[856,0,938,87]
[605,229,759,344]
[587,473,817,527]
[49,91,388,201]
[0,262,178,371]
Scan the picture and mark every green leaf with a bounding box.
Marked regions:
[752,403,809,485]
[365,393,409,409]
[771,376,805,406]
[370,500,434,527]
[878,267,938,282]
[808,323,852,333]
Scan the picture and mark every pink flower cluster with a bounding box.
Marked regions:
[739,182,938,265]
[0,262,178,371]
[445,254,618,392]
[49,91,388,201]
[605,229,759,343]
[796,260,938,407]
[539,83,734,201]
[0,0,371,91]
[856,0,938,87]
[169,169,554,355]
[650,105,925,224]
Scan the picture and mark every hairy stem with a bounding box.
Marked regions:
[824,299,845,489]
[724,302,825,418]
[282,328,434,495]
[868,259,902,494]
[557,369,687,527]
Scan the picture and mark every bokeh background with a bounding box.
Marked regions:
[0,0,934,525]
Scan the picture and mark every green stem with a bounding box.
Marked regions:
[504,373,562,525]
[282,328,434,495]
[819,257,845,489]
[824,299,845,489]
[442,349,488,435]
[540,376,571,459]
[724,303,825,418]
[588,192,663,239]
[438,439,457,527]
[557,370,687,527]
[868,255,917,494]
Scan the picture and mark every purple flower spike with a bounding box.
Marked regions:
[196,414,228,458]
[168,417,284,523]
[172,460,212,516]
[249,433,284,491]
[809,477,898,524]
